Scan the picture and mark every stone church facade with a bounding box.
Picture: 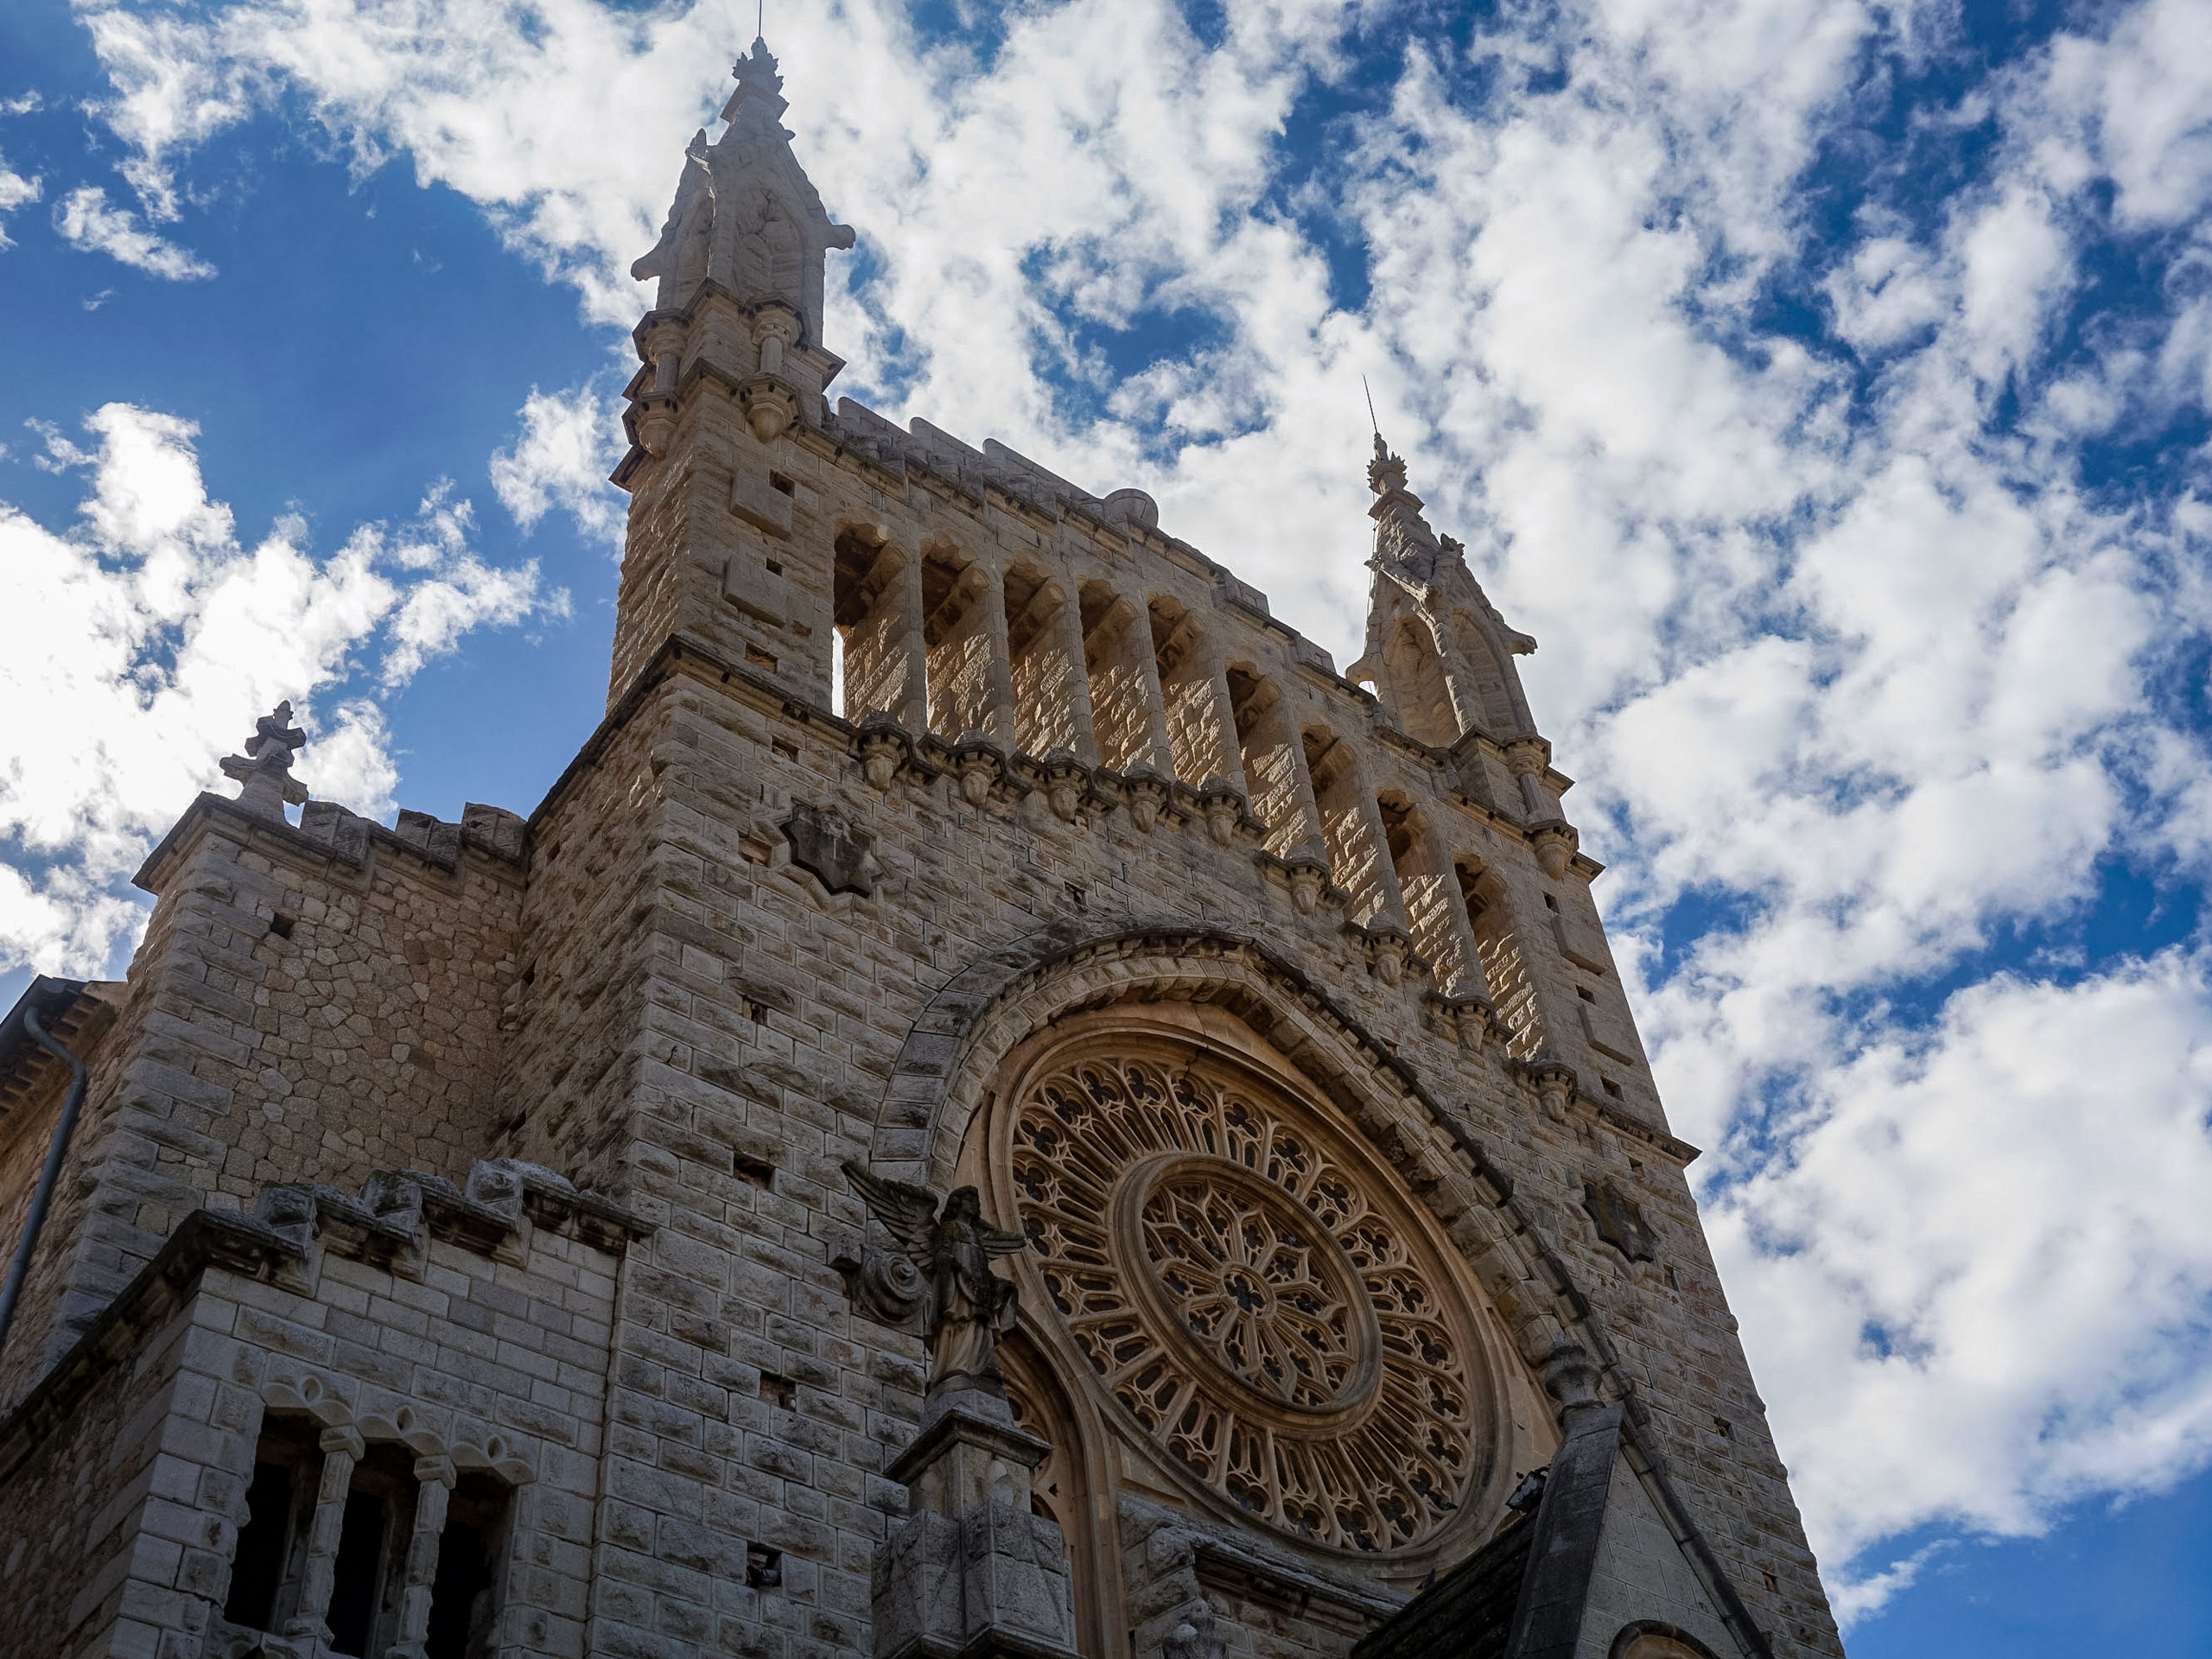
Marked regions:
[0,38,1844,1659]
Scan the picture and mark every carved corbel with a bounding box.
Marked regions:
[1122,766,1171,833]
[1514,1050,1578,1122]
[1530,820,1578,880]
[1194,779,1243,847]
[1347,920,1418,987]
[1282,849,1329,917]
[855,711,909,791]
[739,377,798,444]
[1032,748,1090,823]
[950,732,1008,806]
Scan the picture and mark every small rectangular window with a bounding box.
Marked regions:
[1601,1077,1623,1100]
[769,473,795,496]
[267,912,296,940]
[1543,893,1560,912]
[1713,1416,1733,1440]
[747,645,779,671]
[771,737,798,761]
[747,1542,783,1589]
[764,558,784,576]
[760,1373,797,1410]
[735,1154,775,1191]
[1577,986,1597,1003]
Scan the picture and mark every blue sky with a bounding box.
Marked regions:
[3,0,2212,1650]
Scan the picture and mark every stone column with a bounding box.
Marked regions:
[1050,581,1101,766]
[896,535,930,734]
[873,1383,1077,1659]
[1504,741,1554,822]
[982,564,1020,753]
[284,1426,365,1644]
[1202,646,1250,798]
[1116,600,1176,776]
[386,1456,457,1659]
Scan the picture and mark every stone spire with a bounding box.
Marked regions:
[630,37,856,351]
[1347,435,1541,753]
[1365,429,1447,593]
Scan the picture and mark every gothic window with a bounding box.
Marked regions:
[989,1021,1500,1556]
[1456,613,1522,738]
[1225,667,1304,849]
[832,527,905,723]
[1149,597,1236,789]
[1305,728,1391,923]
[1459,861,1544,1055]
[922,546,992,741]
[1382,617,1459,747]
[1079,581,1153,774]
[998,1334,1107,1659]
[1380,795,1471,986]
[1003,563,1077,756]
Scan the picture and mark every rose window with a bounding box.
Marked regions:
[1009,1049,1479,1553]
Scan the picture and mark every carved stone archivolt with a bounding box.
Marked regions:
[988,1025,1492,1555]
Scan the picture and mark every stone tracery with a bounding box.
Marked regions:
[1006,1041,1482,1553]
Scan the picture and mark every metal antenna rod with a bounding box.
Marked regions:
[1362,375,1380,436]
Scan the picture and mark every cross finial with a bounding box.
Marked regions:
[220,700,309,821]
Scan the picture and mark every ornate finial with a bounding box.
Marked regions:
[219,701,309,821]
[842,1162,1027,1398]
[725,35,787,118]
[1367,430,1407,497]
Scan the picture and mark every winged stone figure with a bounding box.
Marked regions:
[842,1161,1027,1389]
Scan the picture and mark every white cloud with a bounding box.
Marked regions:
[49,0,2212,1629]
[0,153,39,246]
[489,382,626,547]
[0,404,559,977]
[53,185,214,279]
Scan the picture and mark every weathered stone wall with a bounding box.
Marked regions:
[0,1271,204,1659]
[0,799,526,1416]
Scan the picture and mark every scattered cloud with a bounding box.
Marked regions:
[40,0,2212,1627]
[52,184,214,279]
[489,382,626,548]
[0,404,560,976]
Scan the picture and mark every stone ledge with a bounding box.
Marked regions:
[0,1207,298,1484]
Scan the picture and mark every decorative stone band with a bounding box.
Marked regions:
[0,1159,649,1482]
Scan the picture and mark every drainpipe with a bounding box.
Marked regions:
[0,980,91,1362]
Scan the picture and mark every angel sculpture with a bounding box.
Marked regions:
[842,1162,1027,1389]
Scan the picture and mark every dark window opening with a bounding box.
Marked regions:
[1577,986,1597,1003]
[764,558,784,575]
[267,912,296,940]
[1713,1416,1733,1440]
[735,1154,775,1191]
[425,1473,511,1659]
[225,1459,302,1629]
[1762,1569,1780,1594]
[746,645,779,671]
[747,1542,783,1589]
[1601,1077,1624,1100]
[1543,893,1560,912]
[760,1373,797,1410]
[325,1488,391,1656]
[771,738,798,761]
[223,1415,321,1634]
[769,473,794,496]
[1066,882,1088,910]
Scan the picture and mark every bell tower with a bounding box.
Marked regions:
[608,36,857,708]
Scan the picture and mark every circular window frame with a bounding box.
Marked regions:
[977,1001,1520,1563]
